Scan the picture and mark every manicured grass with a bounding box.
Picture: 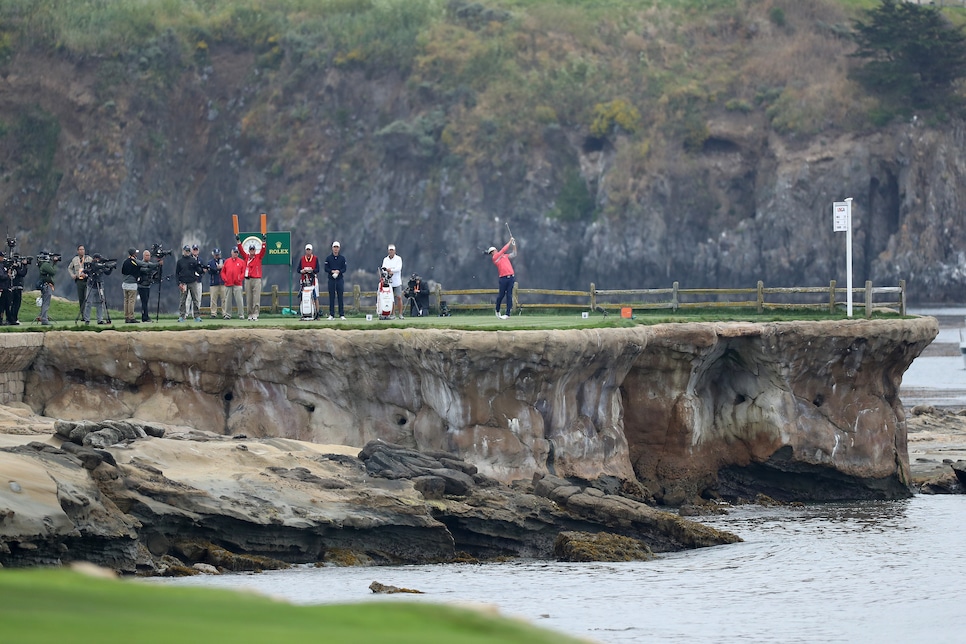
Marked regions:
[0,568,583,644]
[3,292,902,332]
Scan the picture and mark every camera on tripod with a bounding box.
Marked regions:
[85,255,116,280]
[403,273,421,299]
[37,251,62,264]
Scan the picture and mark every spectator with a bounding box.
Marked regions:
[67,244,91,309]
[0,252,9,325]
[207,248,226,318]
[176,245,204,323]
[221,247,245,319]
[237,234,267,321]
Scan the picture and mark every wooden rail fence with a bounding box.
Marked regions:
[199,279,906,318]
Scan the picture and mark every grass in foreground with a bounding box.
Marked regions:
[0,568,585,644]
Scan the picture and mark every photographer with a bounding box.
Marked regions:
[0,251,10,324]
[122,248,159,324]
[137,250,156,322]
[82,252,113,325]
[37,251,59,326]
[176,245,204,323]
[5,254,29,325]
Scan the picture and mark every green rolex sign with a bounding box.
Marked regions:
[238,231,292,266]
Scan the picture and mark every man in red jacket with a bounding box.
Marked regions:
[221,247,246,319]
[237,234,267,320]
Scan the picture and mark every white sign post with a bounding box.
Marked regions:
[833,198,853,317]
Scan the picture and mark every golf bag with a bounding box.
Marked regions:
[299,271,316,320]
[377,267,394,320]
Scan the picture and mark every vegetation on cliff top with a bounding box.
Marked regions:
[5,0,963,174]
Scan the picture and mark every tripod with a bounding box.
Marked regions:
[75,275,111,325]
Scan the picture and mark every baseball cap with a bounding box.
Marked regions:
[305,244,313,251]
[182,245,191,251]
[332,241,340,247]
[213,248,221,255]
[93,253,102,259]
[487,246,497,254]
[230,248,239,253]
[388,244,395,251]
[127,248,137,256]
[191,244,199,250]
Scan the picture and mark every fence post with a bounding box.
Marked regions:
[829,280,836,314]
[512,281,519,313]
[352,284,361,313]
[899,279,906,316]
[271,285,279,313]
[590,283,596,312]
[865,280,873,318]
[672,281,679,311]
[435,284,442,314]
[757,281,764,314]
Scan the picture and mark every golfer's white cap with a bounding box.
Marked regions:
[487,246,497,254]
[305,244,312,251]
[388,244,395,251]
[332,241,340,248]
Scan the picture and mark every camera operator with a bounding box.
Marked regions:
[37,251,60,326]
[5,254,30,325]
[0,251,10,325]
[82,253,115,325]
[137,250,156,322]
[176,244,204,323]
[121,247,160,324]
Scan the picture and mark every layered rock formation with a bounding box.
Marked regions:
[14,318,937,502]
[0,419,738,572]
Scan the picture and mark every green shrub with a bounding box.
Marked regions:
[589,99,641,138]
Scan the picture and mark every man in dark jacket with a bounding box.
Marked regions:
[5,254,29,325]
[37,251,58,326]
[324,241,347,320]
[176,244,204,322]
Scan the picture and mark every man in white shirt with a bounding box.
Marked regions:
[381,244,404,319]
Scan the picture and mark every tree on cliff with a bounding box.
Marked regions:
[850,0,966,111]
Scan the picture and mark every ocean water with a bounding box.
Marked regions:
[152,310,965,642]
[154,496,966,643]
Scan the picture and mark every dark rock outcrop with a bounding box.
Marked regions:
[0,430,740,573]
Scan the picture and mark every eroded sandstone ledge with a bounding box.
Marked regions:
[9,318,937,503]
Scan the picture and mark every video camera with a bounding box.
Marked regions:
[403,273,421,299]
[37,251,62,264]
[150,243,173,259]
[87,257,117,274]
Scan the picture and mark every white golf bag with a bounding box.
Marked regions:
[299,272,316,320]
[377,267,394,320]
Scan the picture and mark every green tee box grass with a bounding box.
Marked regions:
[0,569,584,644]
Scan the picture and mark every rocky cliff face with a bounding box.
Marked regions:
[1,48,965,304]
[16,318,937,502]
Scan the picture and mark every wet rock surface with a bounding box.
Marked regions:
[0,425,739,573]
